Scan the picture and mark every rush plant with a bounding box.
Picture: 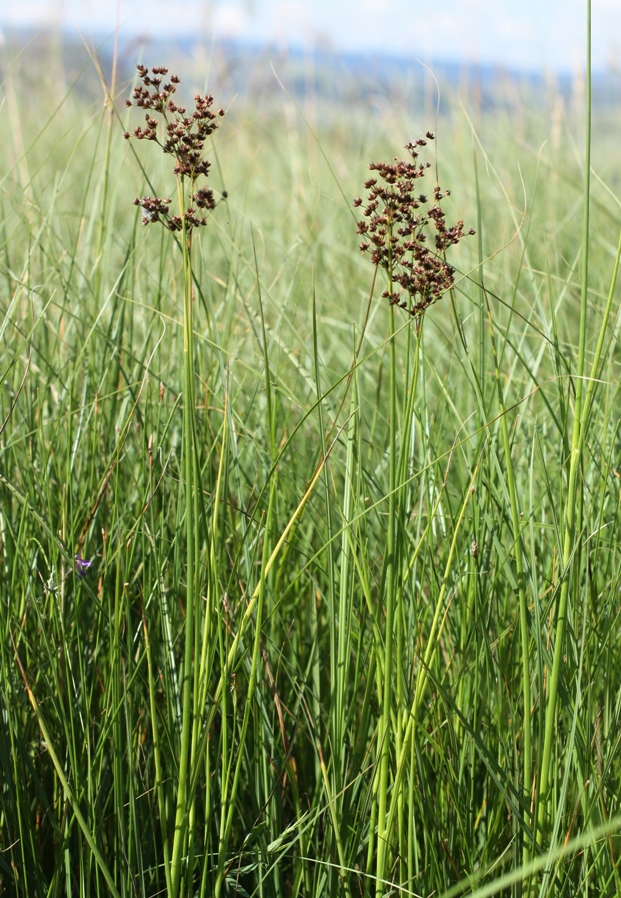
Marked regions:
[354,134,475,896]
[125,64,225,898]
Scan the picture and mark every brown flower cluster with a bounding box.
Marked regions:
[354,133,474,317]
[124,65,226,233]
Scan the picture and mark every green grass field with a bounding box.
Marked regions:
[2,22,621,898]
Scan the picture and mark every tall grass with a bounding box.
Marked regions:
[2,18,621,897]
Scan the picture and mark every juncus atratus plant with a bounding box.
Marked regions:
[125,65,225,898]
[354,132,474,319]
[125,64,226,235]
[354,135,474,898]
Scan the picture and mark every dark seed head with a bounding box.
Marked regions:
[354,134,474,319]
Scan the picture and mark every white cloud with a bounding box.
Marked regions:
[1,1,58,27]
[213,4,250,39]
[359,0,392,13]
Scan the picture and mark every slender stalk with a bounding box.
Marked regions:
[396,318,422,885]
[170,176,198,897]
[335,376,358,767]
[536,0,591,845]
[376,299,397,898]
[143,615,173,898]
[384,458,482,844]
[312,288,335,791]
[214,485,275,898]
[486,299,532,875]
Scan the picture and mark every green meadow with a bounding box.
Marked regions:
[2,22,621,898]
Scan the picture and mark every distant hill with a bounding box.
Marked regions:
[3,25,621,112]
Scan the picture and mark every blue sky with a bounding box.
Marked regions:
[2,1,621,72]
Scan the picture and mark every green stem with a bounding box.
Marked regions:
[487,300,532,874]
[214,486,275,898]
[376,299,397,897]
[383,459,482,845]
[396,319,422,885]
[537,0,591,844]
[170,176,198,897]
[143,615,173,898]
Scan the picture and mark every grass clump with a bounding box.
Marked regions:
[2,15,621,898]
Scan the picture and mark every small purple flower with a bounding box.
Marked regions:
[75,555,92,577]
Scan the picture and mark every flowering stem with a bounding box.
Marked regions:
[376,291,397,898]
[170,174,198,898]
[398,317,423,890]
